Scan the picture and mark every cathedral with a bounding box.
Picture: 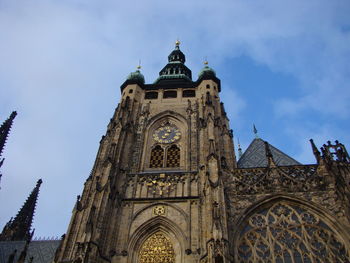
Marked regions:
[1,41,350,263]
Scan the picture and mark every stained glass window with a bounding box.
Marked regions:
[237,202,350,263]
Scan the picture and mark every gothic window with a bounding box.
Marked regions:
[150,145,164,168]
[166,145,180,167]
[163,90,177,99]
[145,92,158,100]
[237,202,350,263]
[139,232,175,263]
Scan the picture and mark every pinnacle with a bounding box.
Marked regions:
[0,179,42,241]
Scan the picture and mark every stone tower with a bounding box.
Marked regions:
[54,42,350,263]
[55,41,236,263]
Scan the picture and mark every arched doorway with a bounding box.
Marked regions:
[236,201,350,262]
[138,232,175,263]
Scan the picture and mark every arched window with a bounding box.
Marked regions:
[237,202,350,262]
[166,145,180,167]
[150,145,164,168]
[139,232,175,263]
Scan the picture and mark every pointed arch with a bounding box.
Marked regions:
[127,217,187,263]
[232,195,350,262]
[141,111,188,171]
[132,202,189,223]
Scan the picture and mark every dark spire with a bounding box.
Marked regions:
[0,111,17,186]
[0,179,42,241]
[0,111,17,159]
[156,40,192,82]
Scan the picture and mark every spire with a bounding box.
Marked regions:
[0,111,17,167]
[264,141,276,167]
[0,111,17,157]
[310,139,321,163]
[253,124,259,138]
[0,111,17,188]
[237,138,243,159]
[0,179,42,241]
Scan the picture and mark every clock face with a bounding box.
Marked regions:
[153,125,181,144]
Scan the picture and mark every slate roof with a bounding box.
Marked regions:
[0,240,60,263]
[237,138,301,168]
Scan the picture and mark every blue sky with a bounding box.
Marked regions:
[1,0,349,238]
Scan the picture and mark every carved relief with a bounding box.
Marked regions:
[227,165,325,195]
[139,232,175,263]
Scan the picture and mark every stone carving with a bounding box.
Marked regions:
[237,202,350,262]
[139,232,175,263]
[227,165,325,195]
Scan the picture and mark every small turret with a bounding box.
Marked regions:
[120,65,145,92]
[126,65,145,84]
[198,60,216,79]
[0,179,42,241]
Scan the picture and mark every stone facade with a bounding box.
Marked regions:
[54,43,350,263]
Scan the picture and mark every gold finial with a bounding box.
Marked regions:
[204,56,208,65]
[137,60,141,70]
[175,39,180,47]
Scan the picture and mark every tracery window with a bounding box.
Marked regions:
[150,145,164,168]
[166,145,180,167]
[237,202,350,263]
[139,232,175,263]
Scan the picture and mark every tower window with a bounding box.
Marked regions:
[182,90,196,98]
[166,145,180,167]
[129,89,133,94]
[145,92,158,100]
[206,84,210,89]
[150,145,164,168]
[163,90,177,99]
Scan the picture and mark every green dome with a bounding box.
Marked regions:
[126,70,145,84]
[198,65,216,79]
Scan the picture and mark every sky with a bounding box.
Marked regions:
[0,0,350,238]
